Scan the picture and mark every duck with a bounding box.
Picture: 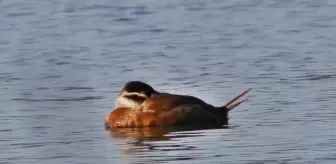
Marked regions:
[105,81,251,129]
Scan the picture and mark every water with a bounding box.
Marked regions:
[1,0,336,163]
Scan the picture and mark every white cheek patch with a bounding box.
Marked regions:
[120,92,148,98]
[115,96,142,110]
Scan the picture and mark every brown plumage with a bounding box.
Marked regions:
[105,81,251,129]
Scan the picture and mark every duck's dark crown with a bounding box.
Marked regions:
[121,81,157,97]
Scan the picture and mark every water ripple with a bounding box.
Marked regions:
[11,96,103,102]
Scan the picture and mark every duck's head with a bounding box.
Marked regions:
[115,81,159,109]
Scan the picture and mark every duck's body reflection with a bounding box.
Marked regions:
[107,125,229,155]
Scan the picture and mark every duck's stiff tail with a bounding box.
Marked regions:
[222,88,251,111]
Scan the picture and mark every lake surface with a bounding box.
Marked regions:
[1,0,336,163]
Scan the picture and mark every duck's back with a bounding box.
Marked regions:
[138,92,214,113]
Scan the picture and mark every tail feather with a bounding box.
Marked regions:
[221,88,251,111]
[227,98,248,111]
